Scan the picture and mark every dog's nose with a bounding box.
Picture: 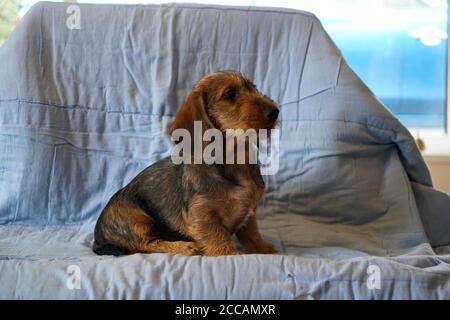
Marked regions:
[265,107,279,121]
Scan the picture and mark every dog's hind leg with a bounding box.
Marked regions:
[134,239,201,256]
[94,199,200,256]
[126,208,201,255]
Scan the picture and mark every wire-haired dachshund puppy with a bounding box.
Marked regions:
[93,71,279,256]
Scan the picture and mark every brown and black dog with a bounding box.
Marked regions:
[93,71,279,256]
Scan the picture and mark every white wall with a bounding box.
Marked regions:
[425,156,450,195]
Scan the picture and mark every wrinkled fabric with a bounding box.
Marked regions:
[0,2,449,299]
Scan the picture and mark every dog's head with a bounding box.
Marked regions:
[169,71,279,137]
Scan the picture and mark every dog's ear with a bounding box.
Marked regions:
[168,89,214,140]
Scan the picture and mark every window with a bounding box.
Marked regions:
[2,0,450,153]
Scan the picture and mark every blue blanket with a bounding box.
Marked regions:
[0,2,449,299]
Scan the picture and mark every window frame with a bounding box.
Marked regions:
[410,1,450,156]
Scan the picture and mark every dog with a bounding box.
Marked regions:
[93,71,279,256]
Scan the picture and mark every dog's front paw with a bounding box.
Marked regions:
[251,240,278,254]
[177,242,203,256]
[202,245,242,257]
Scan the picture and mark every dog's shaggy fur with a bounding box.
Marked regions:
[93,71,279,256]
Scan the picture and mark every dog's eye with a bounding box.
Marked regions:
[224,89,238,101]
